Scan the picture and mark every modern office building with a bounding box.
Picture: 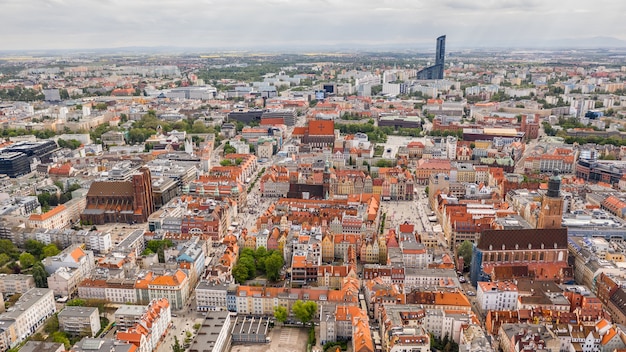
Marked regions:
[0,152,31,178]
[417,35,446,80]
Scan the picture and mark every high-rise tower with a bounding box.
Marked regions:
[537,173,563,229]
[435,35,446,73]
[417,35,446,80]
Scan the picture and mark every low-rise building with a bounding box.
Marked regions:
[58,306,101,337]
[0,274,35,294]
[189,310,232,352]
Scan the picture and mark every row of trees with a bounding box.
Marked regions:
[232,247,284,283]
[37,182,81,211]
[335,122,389,143]
[57,138,82,149]
[0,86,44,101]
[272,300,318,326]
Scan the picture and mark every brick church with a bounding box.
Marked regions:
[81,167,154,225]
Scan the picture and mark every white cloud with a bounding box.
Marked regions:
[0,0,624,50]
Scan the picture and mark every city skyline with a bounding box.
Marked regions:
[1,0,626,51]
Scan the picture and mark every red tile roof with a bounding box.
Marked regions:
[308,120,334,136]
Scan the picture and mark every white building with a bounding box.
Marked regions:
[0,288,56,350]
[476,281,519,313]
[43,244,95,280]
[196,281,230,311]
[403,268,459,290]
[422,309,471,343]
[27,204,72,230]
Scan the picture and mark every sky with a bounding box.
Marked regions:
[1,0,626,51]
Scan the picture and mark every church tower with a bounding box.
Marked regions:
[537,174,563,229]
[323,158,332,200]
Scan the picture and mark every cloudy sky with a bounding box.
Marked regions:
[1,0,625,51]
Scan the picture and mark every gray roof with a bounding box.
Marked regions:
[190,311,231,352]
[71,337,136,352]
[59,306,98,318]
[114,305,146,317]
[17,341,64,352]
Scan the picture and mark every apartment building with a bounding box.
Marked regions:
[0,274,35,294]
[77,278,137,304]
[195,281,230,311]
[58,306,100,337]
[0,288,56,350]
[116,298,171,352]
[47,267,82,298]
[476,281,519,313]
[115,305,147,331]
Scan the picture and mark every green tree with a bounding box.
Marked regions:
[146,240,174,254]
[172,336,185,352]
[292,300,318,326]
[223,142,236,154]
[457,240,473,272]
[44,314,59,334]
[239,256,256,277]
[220,159,233,166]
[57,139,82,150]
[273,306,288,324]
[51,331,70,349]
[240,248,255,258]
[232,263,249,284]
[18,252,35,269]
[24,239,45,258]
[254,247,268,260]
[42,244,61,258]
[375,159,393,168]
[0,253,10,266]
[0,239,20,260]
[265,252,284,282]
[66,298,86,306]
[32,262,48,288]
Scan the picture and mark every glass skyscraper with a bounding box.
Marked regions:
[417,35,446,80]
